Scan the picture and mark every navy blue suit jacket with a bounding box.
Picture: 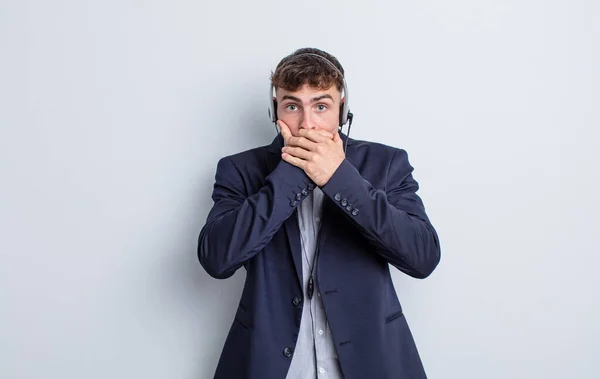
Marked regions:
[198,132,441,379]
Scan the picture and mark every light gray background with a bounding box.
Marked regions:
[1,0,598,378]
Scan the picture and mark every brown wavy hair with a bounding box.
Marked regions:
[270,48,345,92]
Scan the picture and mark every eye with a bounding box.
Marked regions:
[286,104,298,111]
[316,104,328,112]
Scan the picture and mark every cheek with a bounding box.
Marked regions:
[288,125,301,136]
[318,112,340,132]
[278,115,301,135]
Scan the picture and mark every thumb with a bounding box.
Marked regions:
[278,120,288,137]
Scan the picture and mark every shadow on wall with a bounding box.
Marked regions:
[141,86,277,376]
[147,175,247,377]
[189,168,246,377]
[189,113,273,376]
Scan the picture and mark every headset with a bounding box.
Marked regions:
[268,53,354,151]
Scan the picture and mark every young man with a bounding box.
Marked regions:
[198,47,441,379]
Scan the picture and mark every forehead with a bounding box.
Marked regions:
[276,83,341,101]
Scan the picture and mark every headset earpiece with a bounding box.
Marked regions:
[272,99,278,121]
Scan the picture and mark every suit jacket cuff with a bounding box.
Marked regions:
[320,159,366,217]
[266,160,316,208]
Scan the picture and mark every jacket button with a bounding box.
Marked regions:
[345,204,353,212]
[334,193,342,201]
[283,347,293,358]
[289,200,297,207]
[301,189,308,196]
[292,296,302,306]
[295,193,302,200]
[351,208,359,216]
[307,183,315,191]
[341,198,348,206]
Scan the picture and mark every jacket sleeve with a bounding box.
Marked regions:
[198,156,312,279]
[320,149,441,279]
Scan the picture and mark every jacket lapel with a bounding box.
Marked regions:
[284,213,304,287]
[265,134,304,287]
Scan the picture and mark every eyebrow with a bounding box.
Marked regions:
[281,94,334,103]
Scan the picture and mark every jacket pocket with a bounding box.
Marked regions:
[234,303,251,330]
[384,310,404,324]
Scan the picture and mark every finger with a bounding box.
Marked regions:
[282,146,312,160]
[287,134,316,150]
[333,130,343,145]
[315,129,334,139]
[286,135,318,151]
[298,128,334,143]
[281,152,307,170]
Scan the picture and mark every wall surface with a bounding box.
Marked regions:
[1,0,598,378]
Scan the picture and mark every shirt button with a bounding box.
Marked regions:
[283,347,293,358]
[351,208,359,216]
[334,193,342,201]
[318,329,324,335]
[292,296,302,306]
[319,367,325,373]
[341,198,348,206]
[289,200,297,207]
[315,217,321,222]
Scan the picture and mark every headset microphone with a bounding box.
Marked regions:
[344,112,354,152]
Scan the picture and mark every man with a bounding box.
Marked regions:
[198,47,441,379]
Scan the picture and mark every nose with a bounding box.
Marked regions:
[299,109,317,130]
